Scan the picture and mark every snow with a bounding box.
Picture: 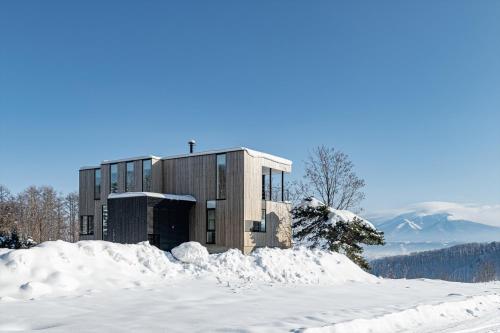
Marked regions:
[108,192,196,202]
[171,241,209,265]
[0,240,499,332]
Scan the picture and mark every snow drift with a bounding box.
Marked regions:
[0,240,377,300]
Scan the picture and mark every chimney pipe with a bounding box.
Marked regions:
[188,139,196,153]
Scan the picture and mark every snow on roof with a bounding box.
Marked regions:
[108,192,196,202]
[101,155,161,165]
[161,147,292,166]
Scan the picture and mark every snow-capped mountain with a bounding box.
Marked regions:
[375,212,500,242]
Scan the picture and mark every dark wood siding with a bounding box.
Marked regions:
[107,196,148,244]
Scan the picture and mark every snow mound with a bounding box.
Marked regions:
[171,241,209,265]
[302,293,500,333]
[0,241,377,300]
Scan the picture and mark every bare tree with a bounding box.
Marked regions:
[304,145,365,210]
[65,192,79,242]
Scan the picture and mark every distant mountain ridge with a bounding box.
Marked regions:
[375,212,500,243]
[370,242,500,282]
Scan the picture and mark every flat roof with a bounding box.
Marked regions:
[80,147,292,169]
[161,147,292,166]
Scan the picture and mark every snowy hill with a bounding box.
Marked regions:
[370,242,500,282]
[376,212,500,242]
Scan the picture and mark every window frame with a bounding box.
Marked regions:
[142,159,152,192]
[79,215,95,236]
[216,153,226,200]
[206,208,216,244]
[94,168,101,200]
[110,163,118,193]
[126,161,135,192]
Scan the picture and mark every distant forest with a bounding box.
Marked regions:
[370,242,500,283]
[0,185,78,248]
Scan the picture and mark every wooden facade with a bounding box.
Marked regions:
[79,148,292,253]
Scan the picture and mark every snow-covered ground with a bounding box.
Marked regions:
[0,241,499,332]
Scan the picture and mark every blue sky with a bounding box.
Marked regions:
[1,1,499,213]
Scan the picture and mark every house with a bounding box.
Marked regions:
[79,145,292,254]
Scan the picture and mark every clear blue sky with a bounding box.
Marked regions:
[1,1,499,213]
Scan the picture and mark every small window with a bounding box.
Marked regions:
[94,169,101,200]
[102,205,108,239]
[80,215,94,235]
[126,162,134,192]
[216,154,226,199]
[271,170,284,202]
[110,164,118,193]
[142,159,152,192]
[206,208,216,244]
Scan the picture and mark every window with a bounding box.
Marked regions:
[142,159,152,192]
[206,207,216,244]
[126,162,134,192]
[262,168,271,200]
[94,169,101,200]
[102,205,108,239]
[216,154,226,199]
[271,170,284,202]
[110,164,118,193]
[252,209,266,232]
[80,215,94,235]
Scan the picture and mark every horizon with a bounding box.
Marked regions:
[1,1,500,215]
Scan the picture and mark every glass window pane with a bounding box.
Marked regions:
[126,162,134,192]
[261,209,266,232]
[262,168,271,201]
[271,170,283,202]
[94,169,101,199]
[110,164,118,193]
[216,154,226,199]
[142,160,152,192]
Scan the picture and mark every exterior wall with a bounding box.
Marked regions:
[242,150,292,254]
[162,151,244,252]
[78,168,100,240]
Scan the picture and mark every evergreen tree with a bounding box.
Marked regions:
[292,198,385,270]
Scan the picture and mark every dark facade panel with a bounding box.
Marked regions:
[107,196,148,244]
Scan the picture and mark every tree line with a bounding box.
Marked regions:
[0,185,79,248]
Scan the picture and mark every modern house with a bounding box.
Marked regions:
[79,145,292,253]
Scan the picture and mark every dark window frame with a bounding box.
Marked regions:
[142,159,152,192]
[80,215,94,236]
[126,161,135,192]
[216,153,226,200]
[110,163,118,193]
[206,208,216,244]
[94,168,101,200]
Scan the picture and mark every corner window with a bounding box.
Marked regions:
[80,215,94,235]
[206,208,216,244]
[94,169,101,200]
[252,209,266,232]
[102,205,108,239]
[216,154,226,199]
[110,164,118,193]
[262,168,271,200]
[271,170,284,202]
[126,162,134,192]
[142,159,152,192]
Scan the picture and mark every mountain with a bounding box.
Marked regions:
[370,242,500,282]
[375,212,500,243]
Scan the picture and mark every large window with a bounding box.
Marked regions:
[271,170,284,202]
[142,159,152,192]
[126,162,134,192]
[80,215,94,235]
[102,205,108,239]
[216,154,226,199]
[110,164,118,193]
[262,168,285,202]
[94,168,101,200]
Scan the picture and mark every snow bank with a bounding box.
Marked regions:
[302,293,500,333]
[0,241,377,300]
